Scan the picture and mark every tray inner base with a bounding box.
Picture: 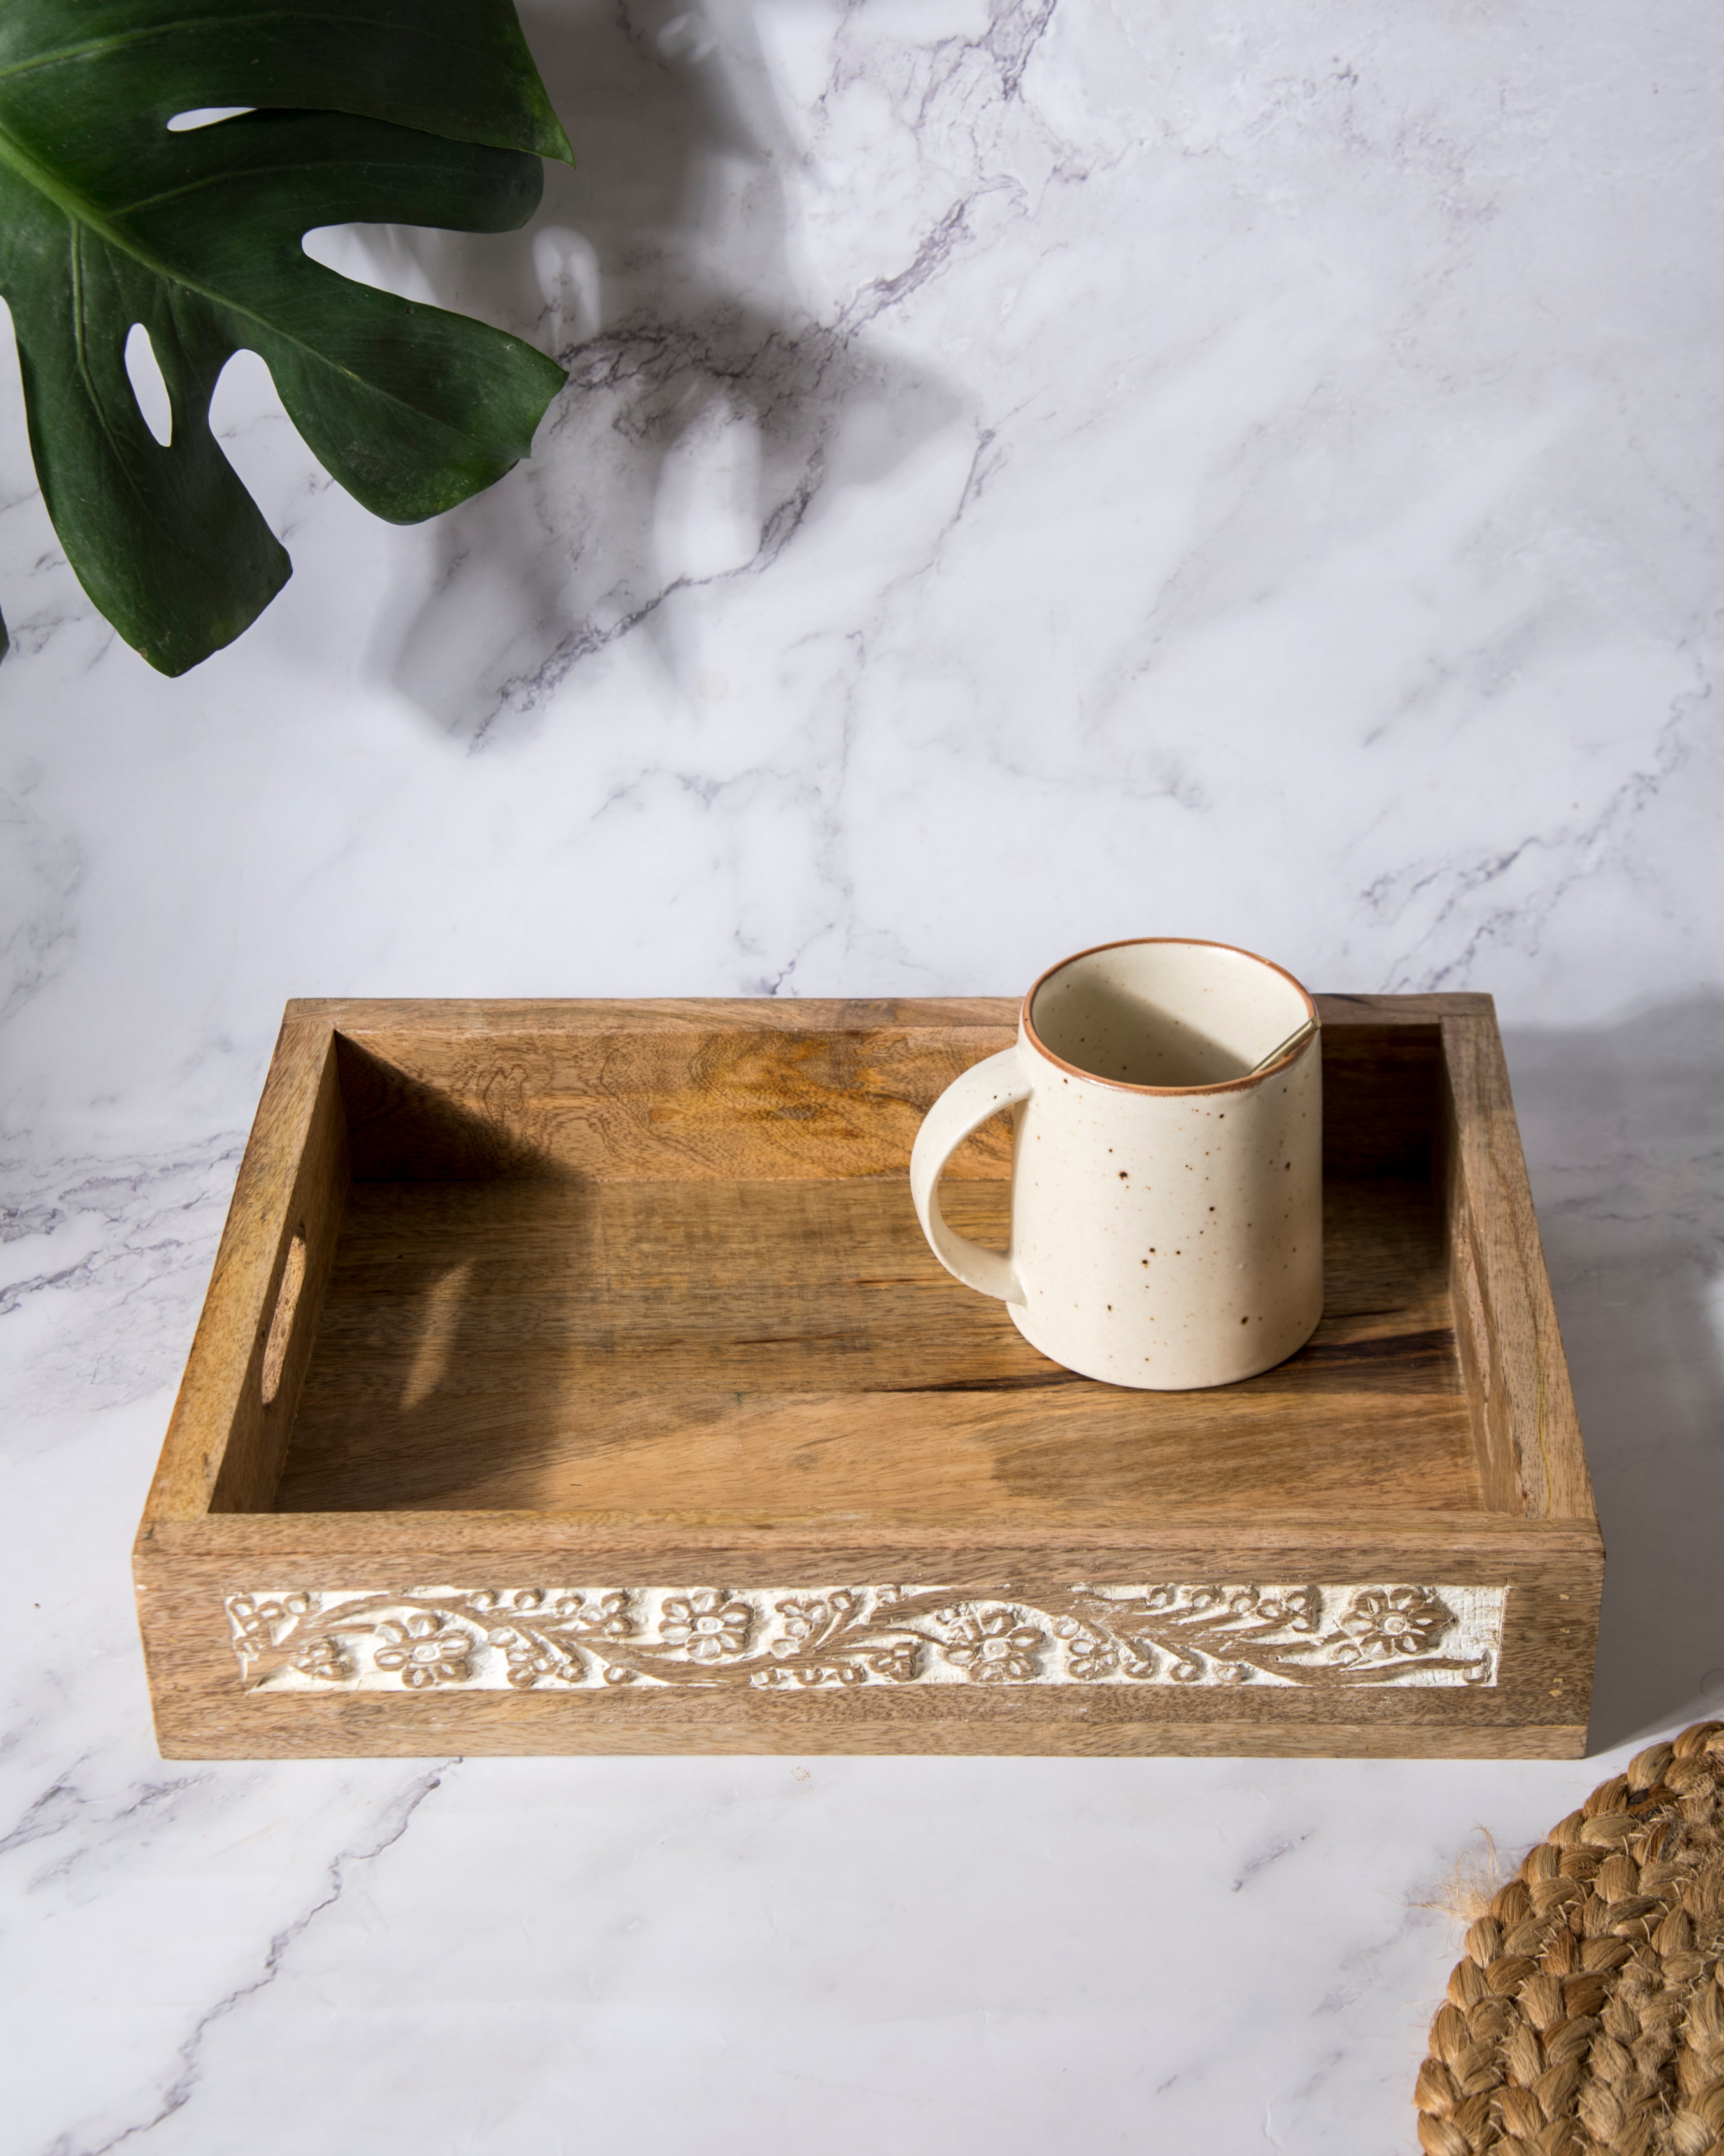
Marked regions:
[274,1170,1480,1522]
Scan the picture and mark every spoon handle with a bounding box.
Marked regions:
[1246,1014,1319,1078]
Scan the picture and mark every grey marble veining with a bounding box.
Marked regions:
[1,1,1722,2149]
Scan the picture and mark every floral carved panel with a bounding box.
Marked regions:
[224,1582,1507,1694]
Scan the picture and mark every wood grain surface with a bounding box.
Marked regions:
[273,1172,1474,1519]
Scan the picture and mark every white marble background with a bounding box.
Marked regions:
[3,0,1722,2148]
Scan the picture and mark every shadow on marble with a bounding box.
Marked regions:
[1504,994,1724,1754]
[344,0,960,741]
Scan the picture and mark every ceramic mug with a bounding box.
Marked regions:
[909,937,1323,1390]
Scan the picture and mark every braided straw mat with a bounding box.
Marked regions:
[1416,1720,1724,2156]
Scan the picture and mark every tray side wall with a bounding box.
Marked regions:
[134,1516,1601,1759]
[211,1043,349,1514]
[313,992,1490,1186]
[141,1021,346,1526]
[1440,1012,1596,1525]
[334,1019,1021,1184]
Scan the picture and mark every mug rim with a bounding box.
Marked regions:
[1020,935,1319,1097]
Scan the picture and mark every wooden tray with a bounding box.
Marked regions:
[133,994,1602,1759]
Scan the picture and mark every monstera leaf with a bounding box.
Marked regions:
[0,0,572,674]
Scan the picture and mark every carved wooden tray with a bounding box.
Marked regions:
[133,994,1603,1758]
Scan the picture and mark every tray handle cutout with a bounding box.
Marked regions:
[260,1226,308,1407]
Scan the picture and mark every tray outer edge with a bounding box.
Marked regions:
[133,994,1603,1758]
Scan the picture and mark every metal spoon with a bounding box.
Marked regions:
[1245,1014,1319,1078]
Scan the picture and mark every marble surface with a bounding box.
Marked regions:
[2,2,1723,2149]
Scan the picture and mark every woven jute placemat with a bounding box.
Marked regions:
[1415,1720,1724,2155]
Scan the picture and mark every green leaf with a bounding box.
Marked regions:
[0,1,573,675]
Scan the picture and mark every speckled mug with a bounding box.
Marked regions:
[909,937,1323,1390]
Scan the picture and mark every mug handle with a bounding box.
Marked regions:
[909,1046,1034,1305]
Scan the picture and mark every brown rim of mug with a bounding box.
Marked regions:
[1020,935,1320,1098]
